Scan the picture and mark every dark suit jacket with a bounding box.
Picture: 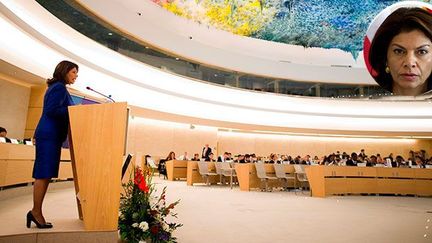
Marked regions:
[202,147,212,159]
[346,159,357,166]
[34,82,73,142]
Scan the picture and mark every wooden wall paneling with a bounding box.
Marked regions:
[4,160,34,186]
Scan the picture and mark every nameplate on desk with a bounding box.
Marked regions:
[10,139,19,144]
[25,141,33,145]
[0,137,5,143]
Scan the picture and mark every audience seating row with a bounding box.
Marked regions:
[305,166,432,197]
[0,143,72,187]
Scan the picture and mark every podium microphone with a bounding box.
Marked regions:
[86,86,115,103]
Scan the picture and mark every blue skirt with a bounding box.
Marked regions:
[33,138,63,179]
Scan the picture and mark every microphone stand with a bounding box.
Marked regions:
[86,86,115,103]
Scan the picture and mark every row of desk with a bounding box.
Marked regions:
[0,143,73,187]
[165,160,221,185]
[165,160,432,197]
[305,166,432,197]
[165,160,297,190]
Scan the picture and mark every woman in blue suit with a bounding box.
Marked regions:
[27,61,78,229]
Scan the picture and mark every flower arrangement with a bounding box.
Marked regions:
[119,167,182,243]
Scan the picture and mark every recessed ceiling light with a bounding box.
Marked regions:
[108,32,113,36]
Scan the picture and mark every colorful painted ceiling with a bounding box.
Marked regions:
[150,0,430,57]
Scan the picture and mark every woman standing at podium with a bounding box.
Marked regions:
[27,61,78,229]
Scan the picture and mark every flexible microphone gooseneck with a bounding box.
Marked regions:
[86,86,115,103]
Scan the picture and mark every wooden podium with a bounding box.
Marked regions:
[68,102,128,231]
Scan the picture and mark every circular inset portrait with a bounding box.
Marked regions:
[364,1,432,96]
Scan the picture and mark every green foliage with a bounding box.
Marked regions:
[119,167,182,243]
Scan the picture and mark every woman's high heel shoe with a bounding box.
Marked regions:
[26,211,53,229]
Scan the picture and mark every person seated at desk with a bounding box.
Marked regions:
[302,155,312,165]
[178,152,189,161]
[205,152,215,162]
[0,127,11,143]
[346,152,359,166]
[227,152,233,161]
[166,151,176,161]
[326,154,338,166]
[384,153,394,164]
[250,154,258,163]
[267,153,277,164]
[376,154,384,164]
[237,154,245,163]
[414,156,426,168]
[244,154,252,163]
[217,152,230,162]
[393,155,405,168]
[191,153,200,161]
[329,157,342,166]
[366,155,377,167]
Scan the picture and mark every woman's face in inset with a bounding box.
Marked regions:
[65,67,78,85]
[386,29,432,96]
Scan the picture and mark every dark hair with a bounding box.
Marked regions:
[369,7,432,92]
[0,127,6,133]
[47,60,79,86]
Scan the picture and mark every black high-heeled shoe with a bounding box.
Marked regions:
[26,211,53,229]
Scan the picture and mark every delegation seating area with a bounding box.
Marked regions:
[3,145,432,199]
[144,157,432,198]
[0,143,73,188]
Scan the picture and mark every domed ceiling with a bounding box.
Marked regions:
[150,0,430,57]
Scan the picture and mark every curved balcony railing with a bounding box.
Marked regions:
[36,0,391,99]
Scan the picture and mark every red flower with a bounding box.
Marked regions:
[151,225,159,234]
[134,168,149,193]
[150,210,158,216]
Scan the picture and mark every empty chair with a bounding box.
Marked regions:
[214,162,224,184]
[255,163,278,192]
[221,162,237,189]
[294,165,309,193]
[147,158,158,170]
[197,162,218,185]
[274,164,296,191]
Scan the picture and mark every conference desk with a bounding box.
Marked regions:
[166,160,188,181]
[235,163,296,191]
[0,143,72,187]
[305,166,432,197]
[186,161,220,186]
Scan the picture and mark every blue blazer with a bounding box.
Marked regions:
[34,82,73,142]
